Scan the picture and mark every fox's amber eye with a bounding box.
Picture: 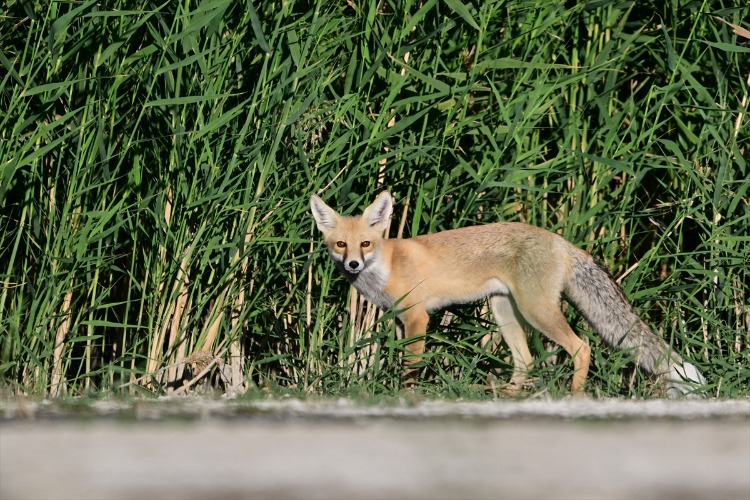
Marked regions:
[336,241,346,248]
[361,241,371,248]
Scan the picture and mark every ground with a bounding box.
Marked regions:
[1,398,748,500]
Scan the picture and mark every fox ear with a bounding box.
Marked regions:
[362,191,393,230]
[310,194,339,231]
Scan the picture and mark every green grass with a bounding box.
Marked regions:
[1,0,748,399]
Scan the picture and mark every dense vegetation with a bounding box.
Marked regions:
[1,0,748,398]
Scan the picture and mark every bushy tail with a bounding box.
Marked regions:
[564,251,706,397]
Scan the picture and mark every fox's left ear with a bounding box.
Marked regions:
[310,194,339,231]
[363,191,393,230]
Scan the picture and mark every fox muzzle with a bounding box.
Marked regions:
[345,258,363,273]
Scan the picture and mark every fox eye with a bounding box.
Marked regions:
[361,241,371,248]
[336,241,346,248]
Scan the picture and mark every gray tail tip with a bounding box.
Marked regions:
[665,362,708,399]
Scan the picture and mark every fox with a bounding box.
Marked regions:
[310,190,707,397]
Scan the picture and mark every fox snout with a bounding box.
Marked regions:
[346,259,362,272]
[341,250,367,273]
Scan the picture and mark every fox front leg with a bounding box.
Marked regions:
[400,308,429,386]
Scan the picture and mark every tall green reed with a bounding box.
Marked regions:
[0,0,747,398]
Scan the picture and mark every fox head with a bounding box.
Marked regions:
[310,191,393,274]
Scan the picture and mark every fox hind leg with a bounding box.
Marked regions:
[489,295,534,393]
[514,297,591,396]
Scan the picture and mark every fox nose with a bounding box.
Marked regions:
[348,260,360,269]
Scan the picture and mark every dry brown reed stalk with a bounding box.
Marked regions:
[49,203,80,396]
[166,253,191,387]
[202,290,227,353]
[50,281,73,397]
[146,185,174,382]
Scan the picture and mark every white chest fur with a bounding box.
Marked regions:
[344,260,393,309]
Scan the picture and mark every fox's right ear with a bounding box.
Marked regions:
[310,194,339,231]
